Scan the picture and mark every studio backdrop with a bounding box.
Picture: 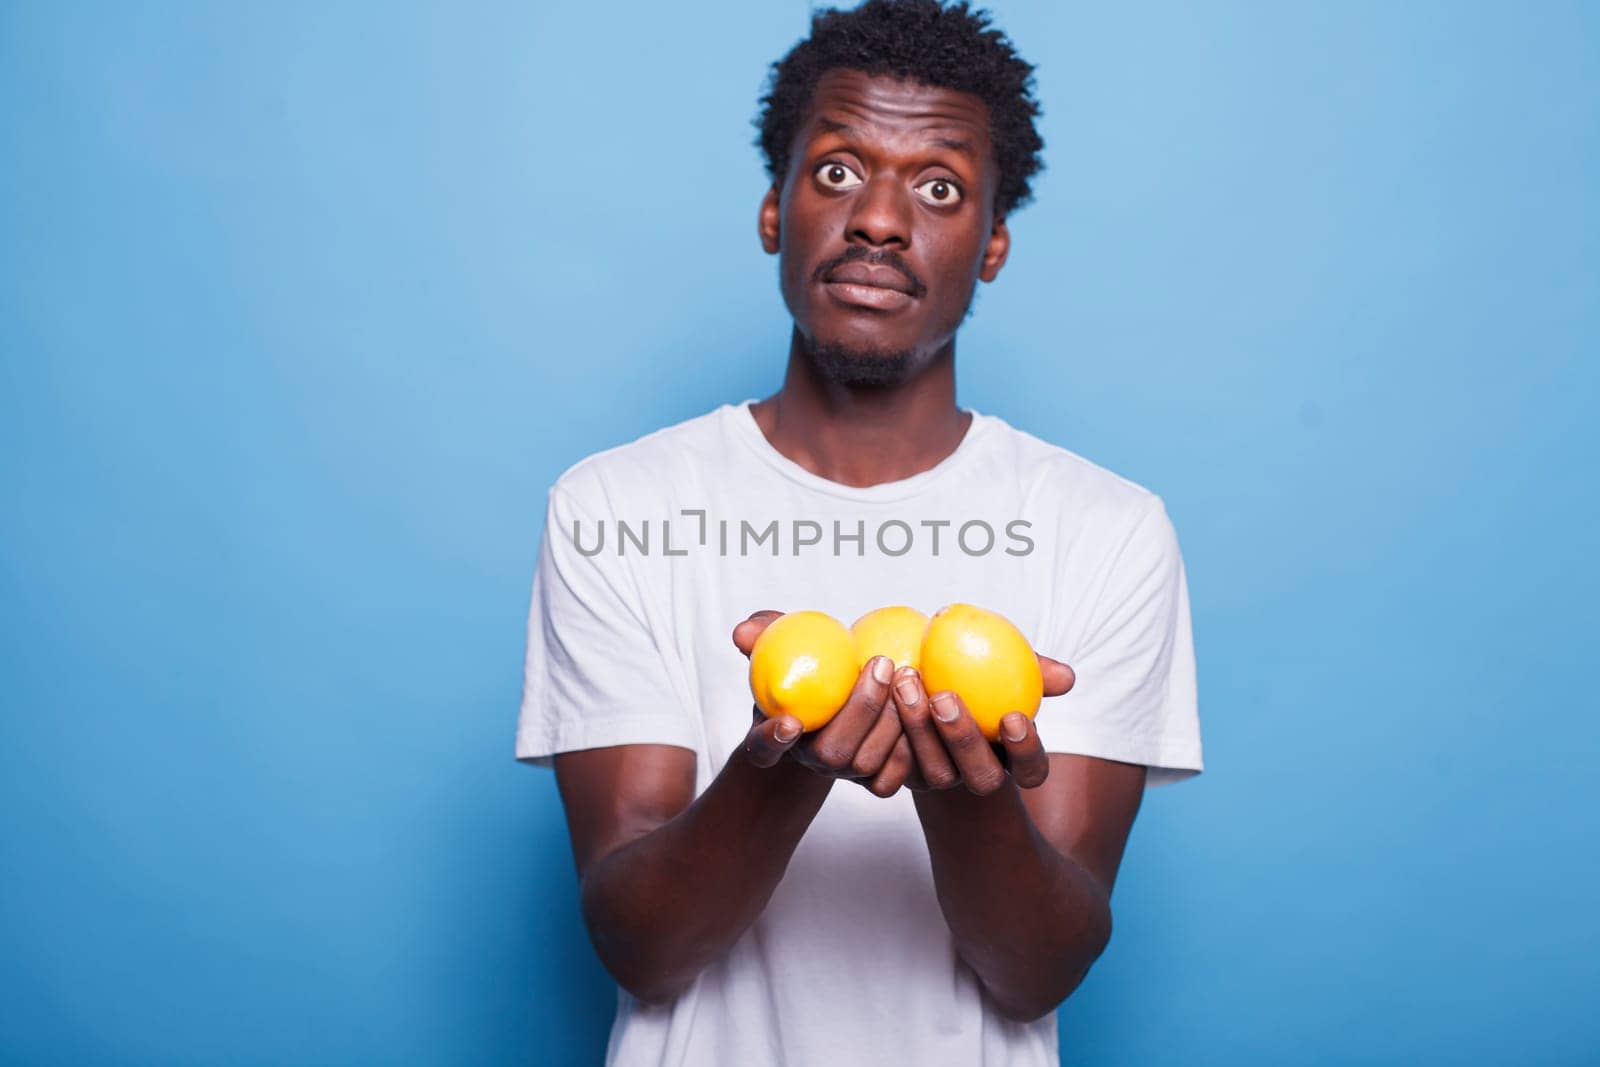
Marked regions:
[1,2,1596,1064]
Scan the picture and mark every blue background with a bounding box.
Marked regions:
[3,1,1596,1063]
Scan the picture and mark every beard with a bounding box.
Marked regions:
[800,336,918,388]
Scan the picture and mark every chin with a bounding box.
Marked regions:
[800,335,919,387]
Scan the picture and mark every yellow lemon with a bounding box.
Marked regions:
[748,610,859,732]
[919,603,1043,741]
[850,605,929,671]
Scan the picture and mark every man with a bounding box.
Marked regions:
[515,1,1202,1064]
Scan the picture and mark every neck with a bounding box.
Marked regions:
[748,329,973,488]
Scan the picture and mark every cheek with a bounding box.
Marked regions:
[927,233,986,295]
[920,235,988,333]
[778,235,811,303]
[777,199,831,293]
[774,213,813,319]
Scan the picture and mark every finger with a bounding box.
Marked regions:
[928,690,1009,797]
[731,610,785,656]
[742,707,803,769]
[890,667,960,790]
[849,699,904,779]
[865,734,913,798]
[806,655,894,773]
[902,759,930,792]
[997,712,1050,789]
[1038,654,1076,697]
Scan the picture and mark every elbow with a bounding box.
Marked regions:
[991,905,1114,1024]
[580,882,700,1008]
[992,997,1058,1026]
[590,935,700,1008]
[990,962,1095,1024]
[616,971,694,1008]
[1085,899,1114,965]
[989,962,1097,1025]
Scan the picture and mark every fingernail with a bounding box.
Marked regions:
[870,656,893,685]
[894,674,920,707]
[774,720,800,743]
[1002,714,1028,743]
[932,692,959,723]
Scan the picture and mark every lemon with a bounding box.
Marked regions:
[748,610,860,732]
[850,605,929,671]
[919,603,1043,741]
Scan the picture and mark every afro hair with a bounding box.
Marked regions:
[755,0,1044,217]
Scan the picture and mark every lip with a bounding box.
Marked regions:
[822,281,915,311]
[825,262,916,294]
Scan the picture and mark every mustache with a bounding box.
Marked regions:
[811,246,928,299]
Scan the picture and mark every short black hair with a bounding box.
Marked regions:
[755,0,1044,217]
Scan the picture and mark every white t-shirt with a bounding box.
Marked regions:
[516,400,1202,1067]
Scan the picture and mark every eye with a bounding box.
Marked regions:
[815,162,862,190]
[914,178,963,205]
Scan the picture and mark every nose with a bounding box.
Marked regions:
[845,174,911,250]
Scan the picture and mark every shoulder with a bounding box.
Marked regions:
[978,414,1170,536]
[549,404,732,515]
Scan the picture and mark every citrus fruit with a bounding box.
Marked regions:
[919,603,1043,741]
[850,605,928,671]
[748,610,859,732]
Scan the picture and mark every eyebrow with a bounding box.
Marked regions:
[813,116,978,159]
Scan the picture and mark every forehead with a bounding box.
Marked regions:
[798,69,992,153]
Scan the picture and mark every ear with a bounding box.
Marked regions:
[758,185,781,255]
[978,215,1010,282]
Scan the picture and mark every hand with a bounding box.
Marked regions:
[889,655,1076,796]
[732,610,916,797]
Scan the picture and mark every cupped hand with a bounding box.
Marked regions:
[889,654,1076,796]
[732,610,916,797]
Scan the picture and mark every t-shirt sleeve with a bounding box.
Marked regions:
[514,483,702,768]
[1036,496,1203,786]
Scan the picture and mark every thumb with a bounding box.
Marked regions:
[732,610,785,657]
[1037,653,1076,697]
[743,708,803,768]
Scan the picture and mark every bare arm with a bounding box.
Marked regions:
[913,751,1144,1022]
[551,611,914,1005]
[892,663,1145,1022]
[554,740,831,1005]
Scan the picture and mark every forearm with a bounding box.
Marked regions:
[915,782,1112,1022]
[580,748,832,1004]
